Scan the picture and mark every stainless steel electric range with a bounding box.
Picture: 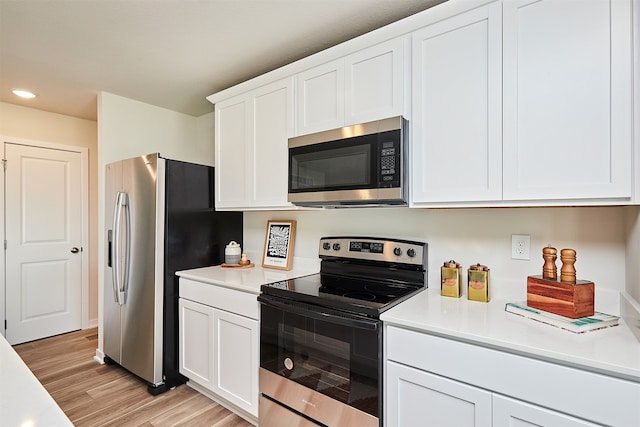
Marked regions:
[258,236,428,427]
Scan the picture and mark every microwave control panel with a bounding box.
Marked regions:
[379,136,399,185]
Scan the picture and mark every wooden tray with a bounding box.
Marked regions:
[221,263,255,269]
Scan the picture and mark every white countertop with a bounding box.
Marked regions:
[176,264,319,294]
[381,287,640,382]
[0,334,72,426]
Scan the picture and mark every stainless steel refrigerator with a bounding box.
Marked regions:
[104,153,242,394]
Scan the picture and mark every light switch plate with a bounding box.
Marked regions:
[511,234,530,260]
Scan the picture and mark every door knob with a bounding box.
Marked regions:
[71,247,80,253]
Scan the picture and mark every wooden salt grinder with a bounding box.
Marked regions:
[560,248,577,283]
[542,246,557,279]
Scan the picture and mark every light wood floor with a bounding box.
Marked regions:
[13,328,254,427]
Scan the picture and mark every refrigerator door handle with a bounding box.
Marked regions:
[111,191,130,305]
[121,192,131,304]
[111,193,122,304]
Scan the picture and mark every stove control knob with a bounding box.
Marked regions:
[393,247,402,256]
[332,243,341,251]
[407,248,416,257]
[322,242,331,250]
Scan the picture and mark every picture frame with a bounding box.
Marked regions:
[262,220,296,270]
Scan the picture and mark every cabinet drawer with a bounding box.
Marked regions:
[179,278,259,320]
[493,394,599,427]
[386,326,640,426]
[386,361,491,427]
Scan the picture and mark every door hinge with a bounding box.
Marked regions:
[4,320,6,330]
[1,159,6,171]
[3,240,6,250]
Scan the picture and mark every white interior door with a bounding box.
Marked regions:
[5,143,83,345]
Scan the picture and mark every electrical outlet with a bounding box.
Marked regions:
[511,234,530,260]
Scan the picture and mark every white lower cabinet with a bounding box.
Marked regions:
[493,394,598,427]
[178,278,259,423]
[212,308,258,414]
[386,361,491,426]
[179,298,215,389]
[386,362,600,427]
[385,325,639,427]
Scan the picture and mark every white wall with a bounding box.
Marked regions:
[626,207,640,302]
[98,92,206,165]
[196,111,215,167]
[0,102,99,328]
[623,207,640,340]
[96,92,214,356]
[244,206,630,315]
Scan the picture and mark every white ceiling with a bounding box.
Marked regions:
[0,0,444,121]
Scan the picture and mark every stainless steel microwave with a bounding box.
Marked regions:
[288,116,408,207]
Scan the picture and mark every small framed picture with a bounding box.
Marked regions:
[262,220,296,270]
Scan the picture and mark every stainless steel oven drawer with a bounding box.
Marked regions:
[259,395,321,427]
[260,368,378,427]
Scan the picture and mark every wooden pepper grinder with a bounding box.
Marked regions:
[542,245,557,279]
[560,248,577,283]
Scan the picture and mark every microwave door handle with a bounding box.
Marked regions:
[258,295,379,331]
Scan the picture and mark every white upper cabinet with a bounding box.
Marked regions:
[411,2,503,205]
[211,0,636,208]
[410,0,633,206]
[296,37,407,136]
[502,0,633,202]
[297,59,345,134]
[252,79,295,208]
[215,78,295,210]
[215,96,249,209]
[345,37,407,125]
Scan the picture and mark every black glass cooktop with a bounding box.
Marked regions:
[260,272,424,318]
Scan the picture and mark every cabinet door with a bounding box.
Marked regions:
[212,309,259,417]
[178,298,215,389]
[215,95,251,208]
[411,2,502,204]
[493,394,599,427]
[386,361,492,427]
[345,37,406,126]
[215,78,294,210]
[252,78,295,208]
[503,0,633,201]
[297,58,344,135]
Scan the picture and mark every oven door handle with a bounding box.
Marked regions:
[258,295,379,331]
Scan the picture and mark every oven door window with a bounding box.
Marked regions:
[260,302,380,417]
[289,135,374,192]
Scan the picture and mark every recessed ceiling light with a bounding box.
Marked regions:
[12,88,37,99]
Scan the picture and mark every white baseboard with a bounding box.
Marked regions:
[94,348,105,365]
